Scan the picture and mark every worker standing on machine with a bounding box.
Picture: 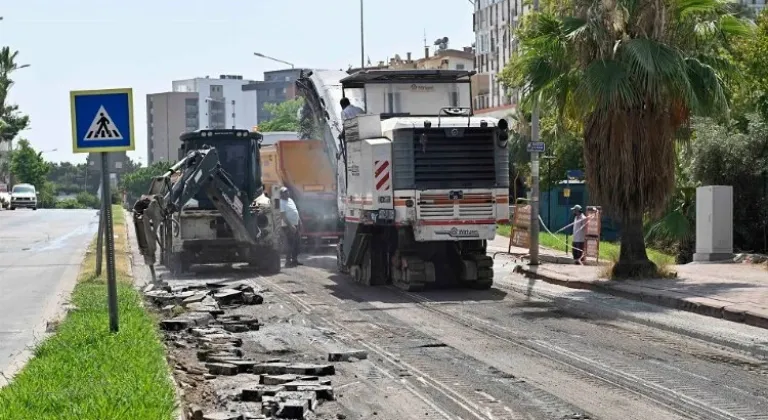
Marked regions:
[279,187,302,267]
[340,97,364,120]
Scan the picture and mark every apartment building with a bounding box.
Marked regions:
[473,0,528,118]
[146,92,198,163]
[241,69,307,123]
[172,75,259,130]
[348,45,475,73]
[146,75,259,164]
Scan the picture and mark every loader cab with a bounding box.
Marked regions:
[340,69,476,119]
[178,129,264,210]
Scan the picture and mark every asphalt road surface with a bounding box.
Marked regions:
[0,208,97,382]
[151,248,768,420]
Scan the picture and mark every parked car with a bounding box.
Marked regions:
[9,183,37,210]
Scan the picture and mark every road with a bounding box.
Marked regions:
[0,208,97,383]
[151,247,768,420]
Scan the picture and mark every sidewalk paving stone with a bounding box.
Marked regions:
[491,233,768,330]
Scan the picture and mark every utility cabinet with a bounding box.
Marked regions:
[693,185,734,262]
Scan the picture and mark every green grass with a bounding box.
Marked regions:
[496,224,675,266]
[0,206,177,420]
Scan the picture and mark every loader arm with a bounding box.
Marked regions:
[164,148,257,245]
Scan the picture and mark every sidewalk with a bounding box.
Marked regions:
[490,234,768,330]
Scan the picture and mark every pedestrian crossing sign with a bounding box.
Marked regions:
[70,88,134,153]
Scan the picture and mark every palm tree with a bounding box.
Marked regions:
[502,0,752,277]
[0,46,22,111]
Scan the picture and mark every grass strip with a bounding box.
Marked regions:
[0,205,176,420]
[496,224,675,266]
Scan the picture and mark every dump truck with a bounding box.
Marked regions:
[296,69,510,291]
[132,129,282,277]
[261,139,343,250]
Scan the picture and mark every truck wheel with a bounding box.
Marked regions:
[10,207,15,210]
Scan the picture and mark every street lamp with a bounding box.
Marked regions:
[253,52,295,69]
[360,0,365,69]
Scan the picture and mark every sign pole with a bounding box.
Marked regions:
[70,87,134,333]
[101,152,119,333]
[528,107,541,265]
[95,184,105,276]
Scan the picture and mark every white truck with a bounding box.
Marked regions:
[296,69,510,291]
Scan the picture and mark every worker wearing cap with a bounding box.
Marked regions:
[571,204,587,265]
[279,187,302,267]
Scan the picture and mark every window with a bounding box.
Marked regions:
[386,92,402,113]
[456,63,465,70]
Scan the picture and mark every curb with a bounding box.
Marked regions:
[512,263,768,331]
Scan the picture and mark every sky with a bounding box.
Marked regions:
[2,0,476,165]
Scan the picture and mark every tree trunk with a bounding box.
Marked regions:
[612,215,657,278]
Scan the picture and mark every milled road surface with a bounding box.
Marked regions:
[0,209,97,382]
[153,247,768,419]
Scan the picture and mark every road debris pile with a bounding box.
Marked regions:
[143,279,346,419]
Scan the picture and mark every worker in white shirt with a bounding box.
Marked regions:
[571,204,588,265]
[340,97,364,120]
[279,187,302,267]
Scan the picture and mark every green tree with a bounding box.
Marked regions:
[688,116,768,253]
[120,160,173,204]
[501,0,751,277]
[258,98,303,132]
[731,9,768,122]
[10,139,49,188]
[0,46,31,184]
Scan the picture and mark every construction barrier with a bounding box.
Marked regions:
[583,206,602,262]
[508,201,531,252]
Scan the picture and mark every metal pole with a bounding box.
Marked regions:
[547,159,552,229]
[529,0,541,265]
[360,0,365,69]
[100,152,119,333]
[565,173,570,254]
[95,188,104,276]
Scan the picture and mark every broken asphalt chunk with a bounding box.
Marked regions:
[328,350,368,362]
[285,363,335,376]
[261,374,299,385]
[160,318,191,331]
[182,292,209,305]
[205,362,239,376]
[283,382,335,400]
[241,385,286,402]
[276,395,313,419]
[253,362,290,375]
[203,412,243,420]
[242,292,264,305]
[213,288,244,304]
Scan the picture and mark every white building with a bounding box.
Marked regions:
[147,75,259,164]
[742,0,766,14]
[171,75,259,130]
[472,0,528,118]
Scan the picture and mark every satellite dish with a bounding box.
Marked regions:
[442,37,449,43]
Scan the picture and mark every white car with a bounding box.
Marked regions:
[10,183,37,210]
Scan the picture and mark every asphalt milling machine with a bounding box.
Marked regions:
[132,129,282,279]
[296,68,511,291]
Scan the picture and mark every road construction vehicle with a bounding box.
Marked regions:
[132,129,282,276]
[296,69,510,290]
[261,139,343,251]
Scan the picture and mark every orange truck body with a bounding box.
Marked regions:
[261,139,342,246]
